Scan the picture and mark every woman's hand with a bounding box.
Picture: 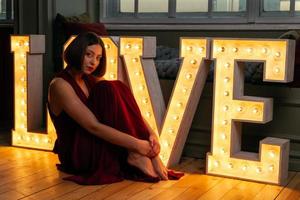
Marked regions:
[135,139,156,157]
[149,134,160,156]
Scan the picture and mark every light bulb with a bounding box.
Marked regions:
[232,47,238,52]
[25,136,31,142]
[228,163,233,169]
[199,47,204,52]
[109,73,116,79]
[237,107,243,112]
[221,133,226,140]
[224,63,230,68]
[269,165,274,171]
[275,52,281,57]
[224,77,230,83]
[247,48,253,53]
[104,44,110,49]
[223,105,229,111]
[135,71,141,76]
[242,165,247,171]
[132,58,138,63]
[182,87,188,94]
[110,59,116,64]
[142,98,148,104]
[224,91,229,96]
[218,47,225,52]
[262,48,268,54]
[145,112,151,118]
[214,161,219,167]
[269,151,275,158]
[274,67,280,73]
[162,140,169,148]
[253,108,258,114]
[256,167,262,173]
[17,40,24,47]
[186,46,193,51]
[134,45,141,50]
[125,44,131,49]
[139,85,145,91]
[168,128,175,134]
[173,115,179,120]
[176,102,183,108]
[185,73,192,80]
[222,120,228,125]
[16,134,21,140]
[190,59,197,65]
[45,138,52,144]
[220,148,225,154]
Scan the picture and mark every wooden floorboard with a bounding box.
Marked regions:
[0,145,297,200]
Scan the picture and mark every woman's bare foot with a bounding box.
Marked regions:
[127,152,158,178]
[152,156,168,180]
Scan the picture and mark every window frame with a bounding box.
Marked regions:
[99,0,300,30]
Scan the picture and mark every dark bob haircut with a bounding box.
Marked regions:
[64,32,106,77]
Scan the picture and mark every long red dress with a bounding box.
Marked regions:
[49,68,183,185]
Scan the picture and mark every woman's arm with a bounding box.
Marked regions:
[49,78,154,157]
[143,118,161,155]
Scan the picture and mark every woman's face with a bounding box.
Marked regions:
[82,44,103,75]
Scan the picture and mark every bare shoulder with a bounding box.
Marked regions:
[49,78,72,94]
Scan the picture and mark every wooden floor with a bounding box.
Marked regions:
[0,145,299,200]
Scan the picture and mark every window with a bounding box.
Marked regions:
[0,0,13,21]
[100,0,300,29]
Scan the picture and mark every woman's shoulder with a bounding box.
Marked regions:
[49,77,72,93]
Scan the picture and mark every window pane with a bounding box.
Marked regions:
[263,0,290,11]
[139,0,168,13]
[0,0,6,19]
[212,0,246,12]
[296,0,300,11]
[120,0,134,13]
[177,0,208,12]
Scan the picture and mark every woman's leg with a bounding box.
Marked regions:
[88,80,158,178]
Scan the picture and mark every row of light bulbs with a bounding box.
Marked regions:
[216,46,281,57]
[213,160,275,173]
[14,133,53,144]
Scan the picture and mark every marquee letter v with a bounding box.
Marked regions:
[120,37,211,167]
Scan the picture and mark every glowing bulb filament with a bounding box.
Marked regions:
[185,73,192,80]
[190,59,197,65]
[125,44,131,49]
[223,105,229,111]
[173,115,179,120]
[186,46,193,51]
[256,167,262,173]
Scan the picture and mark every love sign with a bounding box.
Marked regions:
[10,35,295,185]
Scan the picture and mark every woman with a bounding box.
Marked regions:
[48,32,182,185]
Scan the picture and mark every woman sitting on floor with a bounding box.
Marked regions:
[48,32,183,185]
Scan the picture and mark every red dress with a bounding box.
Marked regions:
[49,69,183,185]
